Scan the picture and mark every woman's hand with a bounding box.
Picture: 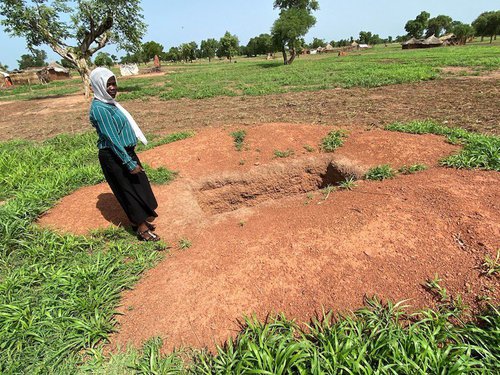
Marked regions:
[130,165,144,174]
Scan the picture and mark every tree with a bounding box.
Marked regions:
[451,22,475,45]
[425,15,453,38]
[17,49,47,69]
[60,58,73,69]
[358,31,372,44]
[405,11,430,38]
[218,31,239,62]
[164,47,181,62]
[94,52,113,67]
[179,42,197,63]
[200,38,219,62]
[472,11,500,43]
[271,0,319,65]
[0,0,146,97]
[142,41,164,63]
[310,37,325,49]
[0,62,8,71]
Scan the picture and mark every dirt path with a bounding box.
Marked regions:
[38,124,500,352]
[1,76,499,142]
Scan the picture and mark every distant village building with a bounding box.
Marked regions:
[8,62,70,85]
[402,35,443,49]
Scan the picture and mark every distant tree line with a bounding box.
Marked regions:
[6,4,499,74]
[404,10,499,45]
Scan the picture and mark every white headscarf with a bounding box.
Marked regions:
[89,67,147,145]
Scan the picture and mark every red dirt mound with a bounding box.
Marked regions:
[37,123,500,352]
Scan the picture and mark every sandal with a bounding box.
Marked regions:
[137,229,161,242]
[132,222,156,232]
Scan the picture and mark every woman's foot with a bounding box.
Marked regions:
[137,229,161,242]
[136,222,160,242]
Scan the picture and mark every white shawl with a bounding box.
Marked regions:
[89,67,147,145]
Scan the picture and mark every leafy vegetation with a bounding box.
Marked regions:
[230,130,247,151]
[338,176,357,190]
[386,120,500,171]
[320,130,347,152]
[274,148,295,158]
[481,250,500,277]
[0,131,190,373]
[398,163,428,174]
[81,299,500,374]
[365,164,397,180]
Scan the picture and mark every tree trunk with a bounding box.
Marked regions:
[490,35,494,44]
[75,58,91,98]
[281,46,288,65]
[288,48,297,65]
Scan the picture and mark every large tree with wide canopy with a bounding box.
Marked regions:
[0,0,146,96]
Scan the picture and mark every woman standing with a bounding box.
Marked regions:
[89,67,160,241]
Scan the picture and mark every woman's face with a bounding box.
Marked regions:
[106,76,117,98]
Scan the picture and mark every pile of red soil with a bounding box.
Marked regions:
[38,123,500,352]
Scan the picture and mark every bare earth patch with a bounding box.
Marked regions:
[37,123,500,352]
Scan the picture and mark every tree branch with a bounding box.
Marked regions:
[81,15,113,56]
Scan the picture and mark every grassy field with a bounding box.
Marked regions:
[0,121,499,373]
[0,41,499,373]
[1,42,499,102]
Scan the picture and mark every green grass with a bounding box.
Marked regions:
[230,130,247,151]
[274,148,295,158]
[78,299,500,374]
[398,163,428,175]
[386,121,500,171]
[365,164,397,180]
[4,43,499,102]
[338,176,358,190]
[0,130,191,373]
[320,130,348,152]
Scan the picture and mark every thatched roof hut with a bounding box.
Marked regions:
[324,43,335,52]
[422,35,443,48]
[401,37,422,49]
[402,35,443,49]
[9,62,70,85]
[45,62,70,80]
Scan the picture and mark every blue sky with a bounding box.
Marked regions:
[0,0,498,69]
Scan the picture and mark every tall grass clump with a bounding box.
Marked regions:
[321,130,348,152]
[230,130,247,151]
[98,299,499,374]
[365,164,397,180]
[386,120,500,171]
[0,131,190,373]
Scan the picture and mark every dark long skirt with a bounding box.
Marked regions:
[98,147,158,225]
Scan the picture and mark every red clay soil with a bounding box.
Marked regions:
[38,123,500,352]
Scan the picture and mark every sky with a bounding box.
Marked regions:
[0,0,498,69]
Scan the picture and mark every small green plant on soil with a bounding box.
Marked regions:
[424,274,449,302]
[274,149,295,158]
[481,250,500,277]
[303,144,315,152]
[179,238,192,249]
[365,164,397,181]
[303,192,314,205]
[386,120,500,171]
[321,185,336,201]
[320,130,348,152]
[230,130,247,151]
[398,163,428,174]
[338,176,357,190]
